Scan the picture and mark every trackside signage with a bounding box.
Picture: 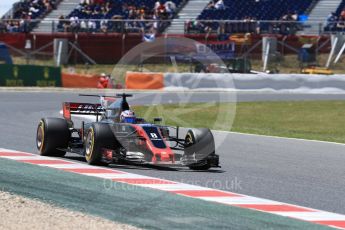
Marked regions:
[0,64,61,87]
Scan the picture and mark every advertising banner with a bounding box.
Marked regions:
[0,64,61,87]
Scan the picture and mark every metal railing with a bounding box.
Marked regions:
[2,18,345,36]
[184,20,337,36]
[0,18,175,34]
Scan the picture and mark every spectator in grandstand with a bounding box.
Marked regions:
[19,19,30,33]
[214,0,225,10]
[323,9,345,32]
[7,0,58,32]
[80,0,92,4]
[326,12,338,31]
[291,11,299,21]
[46,0,57,10]
[165,1,176,18]
[154,1,161,11]
[107,15,124,32]
[65,0,178,33]
[336,16,345,30]
[6,21,20,33]
[80,20,87,31]
[156,2,167,18]
[29,4,40,15]
[13,0,51,19]
[57,15,66,32]
[337,21,345,30]
[152,12,159,31]
[69,15,80,32]
[186,20,212,34]
[206,0,215,9]
[281,13,293,21]
[88,20,97,32]
[336,9,345,30]
[0,21,7,33]
[278,11,300,35]
[341,8,345,20]
[100,19,108,33]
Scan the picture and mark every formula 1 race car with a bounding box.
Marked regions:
[36,93,220,170]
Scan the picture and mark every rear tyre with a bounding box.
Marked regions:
[84,123,117,165]
[185,128,215,170]
[36,118,70,157]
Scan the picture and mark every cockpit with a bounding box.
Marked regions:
[105,93,132,122]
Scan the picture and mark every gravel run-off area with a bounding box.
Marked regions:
[0,191,139,230]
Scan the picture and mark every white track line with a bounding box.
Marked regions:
[216,130,345,146]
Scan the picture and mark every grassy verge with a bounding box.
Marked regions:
[133,101,345,143]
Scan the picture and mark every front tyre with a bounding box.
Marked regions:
[84,123,117,165]
[185,128,215,170]
[36,118,70,157]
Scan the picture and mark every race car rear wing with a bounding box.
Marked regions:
[62,102,103,120]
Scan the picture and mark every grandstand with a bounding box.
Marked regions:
[198,0,314,20]
[187,0,317,34]
[36,0,185,33]
[2,0,345,65]
[2,0,345,34]
[1,0,59,32]
[324,0,345,32]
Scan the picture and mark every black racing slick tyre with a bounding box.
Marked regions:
[184,128,215,170]
[84,123,117,165]
[36,118,70,157]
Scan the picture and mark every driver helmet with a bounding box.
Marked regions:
[120,110,136,123]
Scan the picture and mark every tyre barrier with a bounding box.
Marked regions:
[125,72,345,93]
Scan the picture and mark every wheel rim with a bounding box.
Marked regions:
[185,133,194,146]
[85,129,94,161]
[36,121,44,151]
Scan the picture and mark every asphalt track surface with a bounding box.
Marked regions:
[1,91,345,216]
[0,157,328,230]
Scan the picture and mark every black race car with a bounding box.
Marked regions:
[36,93,220,170]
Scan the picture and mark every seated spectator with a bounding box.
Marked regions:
[337,20,345,30]
[57,15,65,32]
[206,0,215,9]
[6,21,20,33]
[88,20,96,32]
[214,0,225,10]
[154,1,161,11]
[0,21,7,33]
[335,8,345,31]
[165,1,176,18]
[80,20,87,31]
[69,15,80,32]
[19,19,30,32]
[100,19,108,32]
[157,3,166,16]
[7,0,57,32]
[291,11,299,21]
[107,15,124,32]
[65,0,182,33]
[326,12,338,31]
[341,8,345,20]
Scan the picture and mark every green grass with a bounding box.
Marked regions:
[134,102,235,131]
[133,101,345,143]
